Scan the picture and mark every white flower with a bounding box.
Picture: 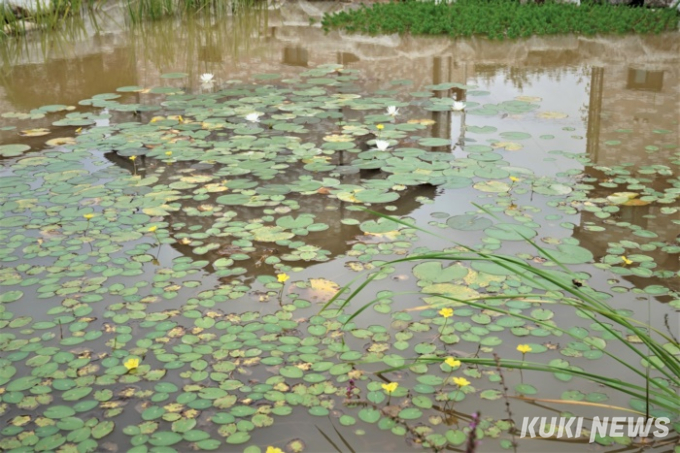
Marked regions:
[387,106,399,117]
[200,73,214,84]
[452,101,466,111]
[375,139,391,151]
[245,113,261,123]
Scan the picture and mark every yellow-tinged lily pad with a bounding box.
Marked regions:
[515,96,542,103]
[307,278,340,300]
[464,270,506,287]
[407,118,436,126]
[607,192,640,205]
[20,128,50,137]
[11,415,31,426]
[181,175,213,184]
[537,111,568,119]
[251,226,294,242]
[323,134,354,142]
[473,180,511,193]
[623,199,651,207]
[364,230,401,240]
[422,283,480,301]
[201,183,228,193]
[336,191,360,203]
[309,278,339,292]
[45,137,77,147]
[492,141,523,151]
[142,205,175,216]
[342,125,370,135]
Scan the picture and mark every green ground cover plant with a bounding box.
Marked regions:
[321,0,680,39]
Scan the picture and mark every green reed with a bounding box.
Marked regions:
[324,210,680,416]
[125,0,260,23]
[0,0,101,37]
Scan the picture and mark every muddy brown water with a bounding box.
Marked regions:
[0,3,678,452]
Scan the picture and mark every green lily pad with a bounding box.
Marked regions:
[0,144,30,157]
[161,72,189,79]
[418,137,450,147]
[446,214,493,231]
[485,223,537,241]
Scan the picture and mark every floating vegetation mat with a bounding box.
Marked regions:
[0,64,678,452]
[321,0,680,39]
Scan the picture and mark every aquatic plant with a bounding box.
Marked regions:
[0,0,99,34]
[321,0,679,39]
[0,61,677,452]
[125,0,262,22]
[452,101,466,111]
[325,210,680,415]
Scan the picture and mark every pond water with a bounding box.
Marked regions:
[0,3,678,453]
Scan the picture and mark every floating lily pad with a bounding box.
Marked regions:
[0,61,675,453]
[467,126,497,134]
[0,144,30,157]
[485,223,537,241]
[418,137,450,147]
[473,180,511,193]
[499,131,531,140]
[446,214,493,231]
[161,72,189,79]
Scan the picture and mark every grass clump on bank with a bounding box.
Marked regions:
[1,0,98,34]
[126,0,261,22]
[321,0,679,39]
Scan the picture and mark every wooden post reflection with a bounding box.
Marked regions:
[431,56,469,153]
[586,67,604,165]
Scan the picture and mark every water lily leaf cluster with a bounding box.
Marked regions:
[0,63,678,452]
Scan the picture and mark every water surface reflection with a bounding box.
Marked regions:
[0,4,678,451]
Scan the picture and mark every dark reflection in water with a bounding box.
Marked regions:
[0,3,677,290]
[2,47,137,109]
[282,46,308,67]
[577,58,680,293]
[104,149,437,281]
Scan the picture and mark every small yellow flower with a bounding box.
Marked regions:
[621,256,633,265]
[265,447,283,453]
[517,344,532,354]
[124,358,139,371]
[382,382,398,394]
[277,273,289,283]
[376,124,384,130]
[510,176,520,182]
[444,357,461,368]
[148,226,158,233]
[83,213,94,220]
[438,308,454,318]
[129,156,137,161]
[452,377,470,387]
[165,151,172,156]
[178,115,184,123]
